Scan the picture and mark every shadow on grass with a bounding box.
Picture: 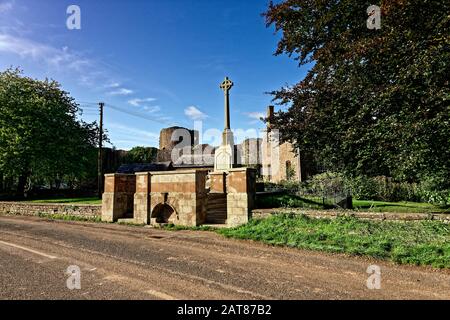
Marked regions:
[256,193,334,210]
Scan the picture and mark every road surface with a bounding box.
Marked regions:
[0,215,449,300]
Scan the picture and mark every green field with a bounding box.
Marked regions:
[218,214,450,268]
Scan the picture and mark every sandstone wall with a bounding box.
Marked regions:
[0,202,101,218]
[226,168,257,227]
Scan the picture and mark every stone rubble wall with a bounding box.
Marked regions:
[2,201,448,224]
[0,201,101,218]
[252,208,450,223]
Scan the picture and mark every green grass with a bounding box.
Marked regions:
[256,194,328,210]
[26,197,101,205]
[218,214,450,268]
[353,200,449,213]
[256,193,450,214]
[36,212,102,223]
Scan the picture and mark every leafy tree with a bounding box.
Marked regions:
[0,68,101,196]
[125,146,158,163]
[264,0,450,189]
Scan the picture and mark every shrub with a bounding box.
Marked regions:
[268,172,450,206]
[346,175,450,205]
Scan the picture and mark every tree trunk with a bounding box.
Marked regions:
[16,173,28,199]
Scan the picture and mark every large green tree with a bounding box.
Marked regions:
[265,0,450,188]
[125,146,158,164]
[0,68,100,196]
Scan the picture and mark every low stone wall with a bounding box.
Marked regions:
[0,201,101,218]
[252,208,450,223]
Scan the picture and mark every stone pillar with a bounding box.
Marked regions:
[226,168,257,227]
[102,174,136,222]
[134,172,151,224]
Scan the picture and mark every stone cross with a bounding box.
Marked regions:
[220,77,233,130]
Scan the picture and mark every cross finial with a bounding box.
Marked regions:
[220,77,233,93]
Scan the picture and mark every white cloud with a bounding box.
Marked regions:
[0,33,52,59]
[128,98,157,107]
[104,82,137,96]
[0,32,107,88]
[245,112,265,121]
[184,106,208,120]
[142,105,161,113]
[0,1,13,13]
[0,34,89,71]
[108,88,134,96]
[0,32,126,91]
[105,82,120,88]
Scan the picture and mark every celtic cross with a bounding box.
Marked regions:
[220,77,233,130]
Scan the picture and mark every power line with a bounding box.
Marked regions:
[78,101,99,105]
[105,103,175,126]
[77,100,176,125]
[77,101,175,126]
[78,105,99,110]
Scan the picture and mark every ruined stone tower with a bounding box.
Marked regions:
[157,126,199,162]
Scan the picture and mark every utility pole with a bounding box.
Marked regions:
[97,102,104,199]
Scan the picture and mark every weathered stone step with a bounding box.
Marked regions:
[207,197,227,203]
[206,192,227,224]
[206,213,227,222]
[206,203,227,210]
[206,213,226,218]
[207,208,227,214]
[206,204,227,210]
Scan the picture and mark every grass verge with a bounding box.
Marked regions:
[353,199,449,213]
[256,194,450,213]
[218,214,450,268]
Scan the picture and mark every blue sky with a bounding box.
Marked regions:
[0,0,309,150]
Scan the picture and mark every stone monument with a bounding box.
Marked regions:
[214,77,235,171]
[102,76,257,228]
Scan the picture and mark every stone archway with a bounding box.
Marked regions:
[151,203,177,224]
